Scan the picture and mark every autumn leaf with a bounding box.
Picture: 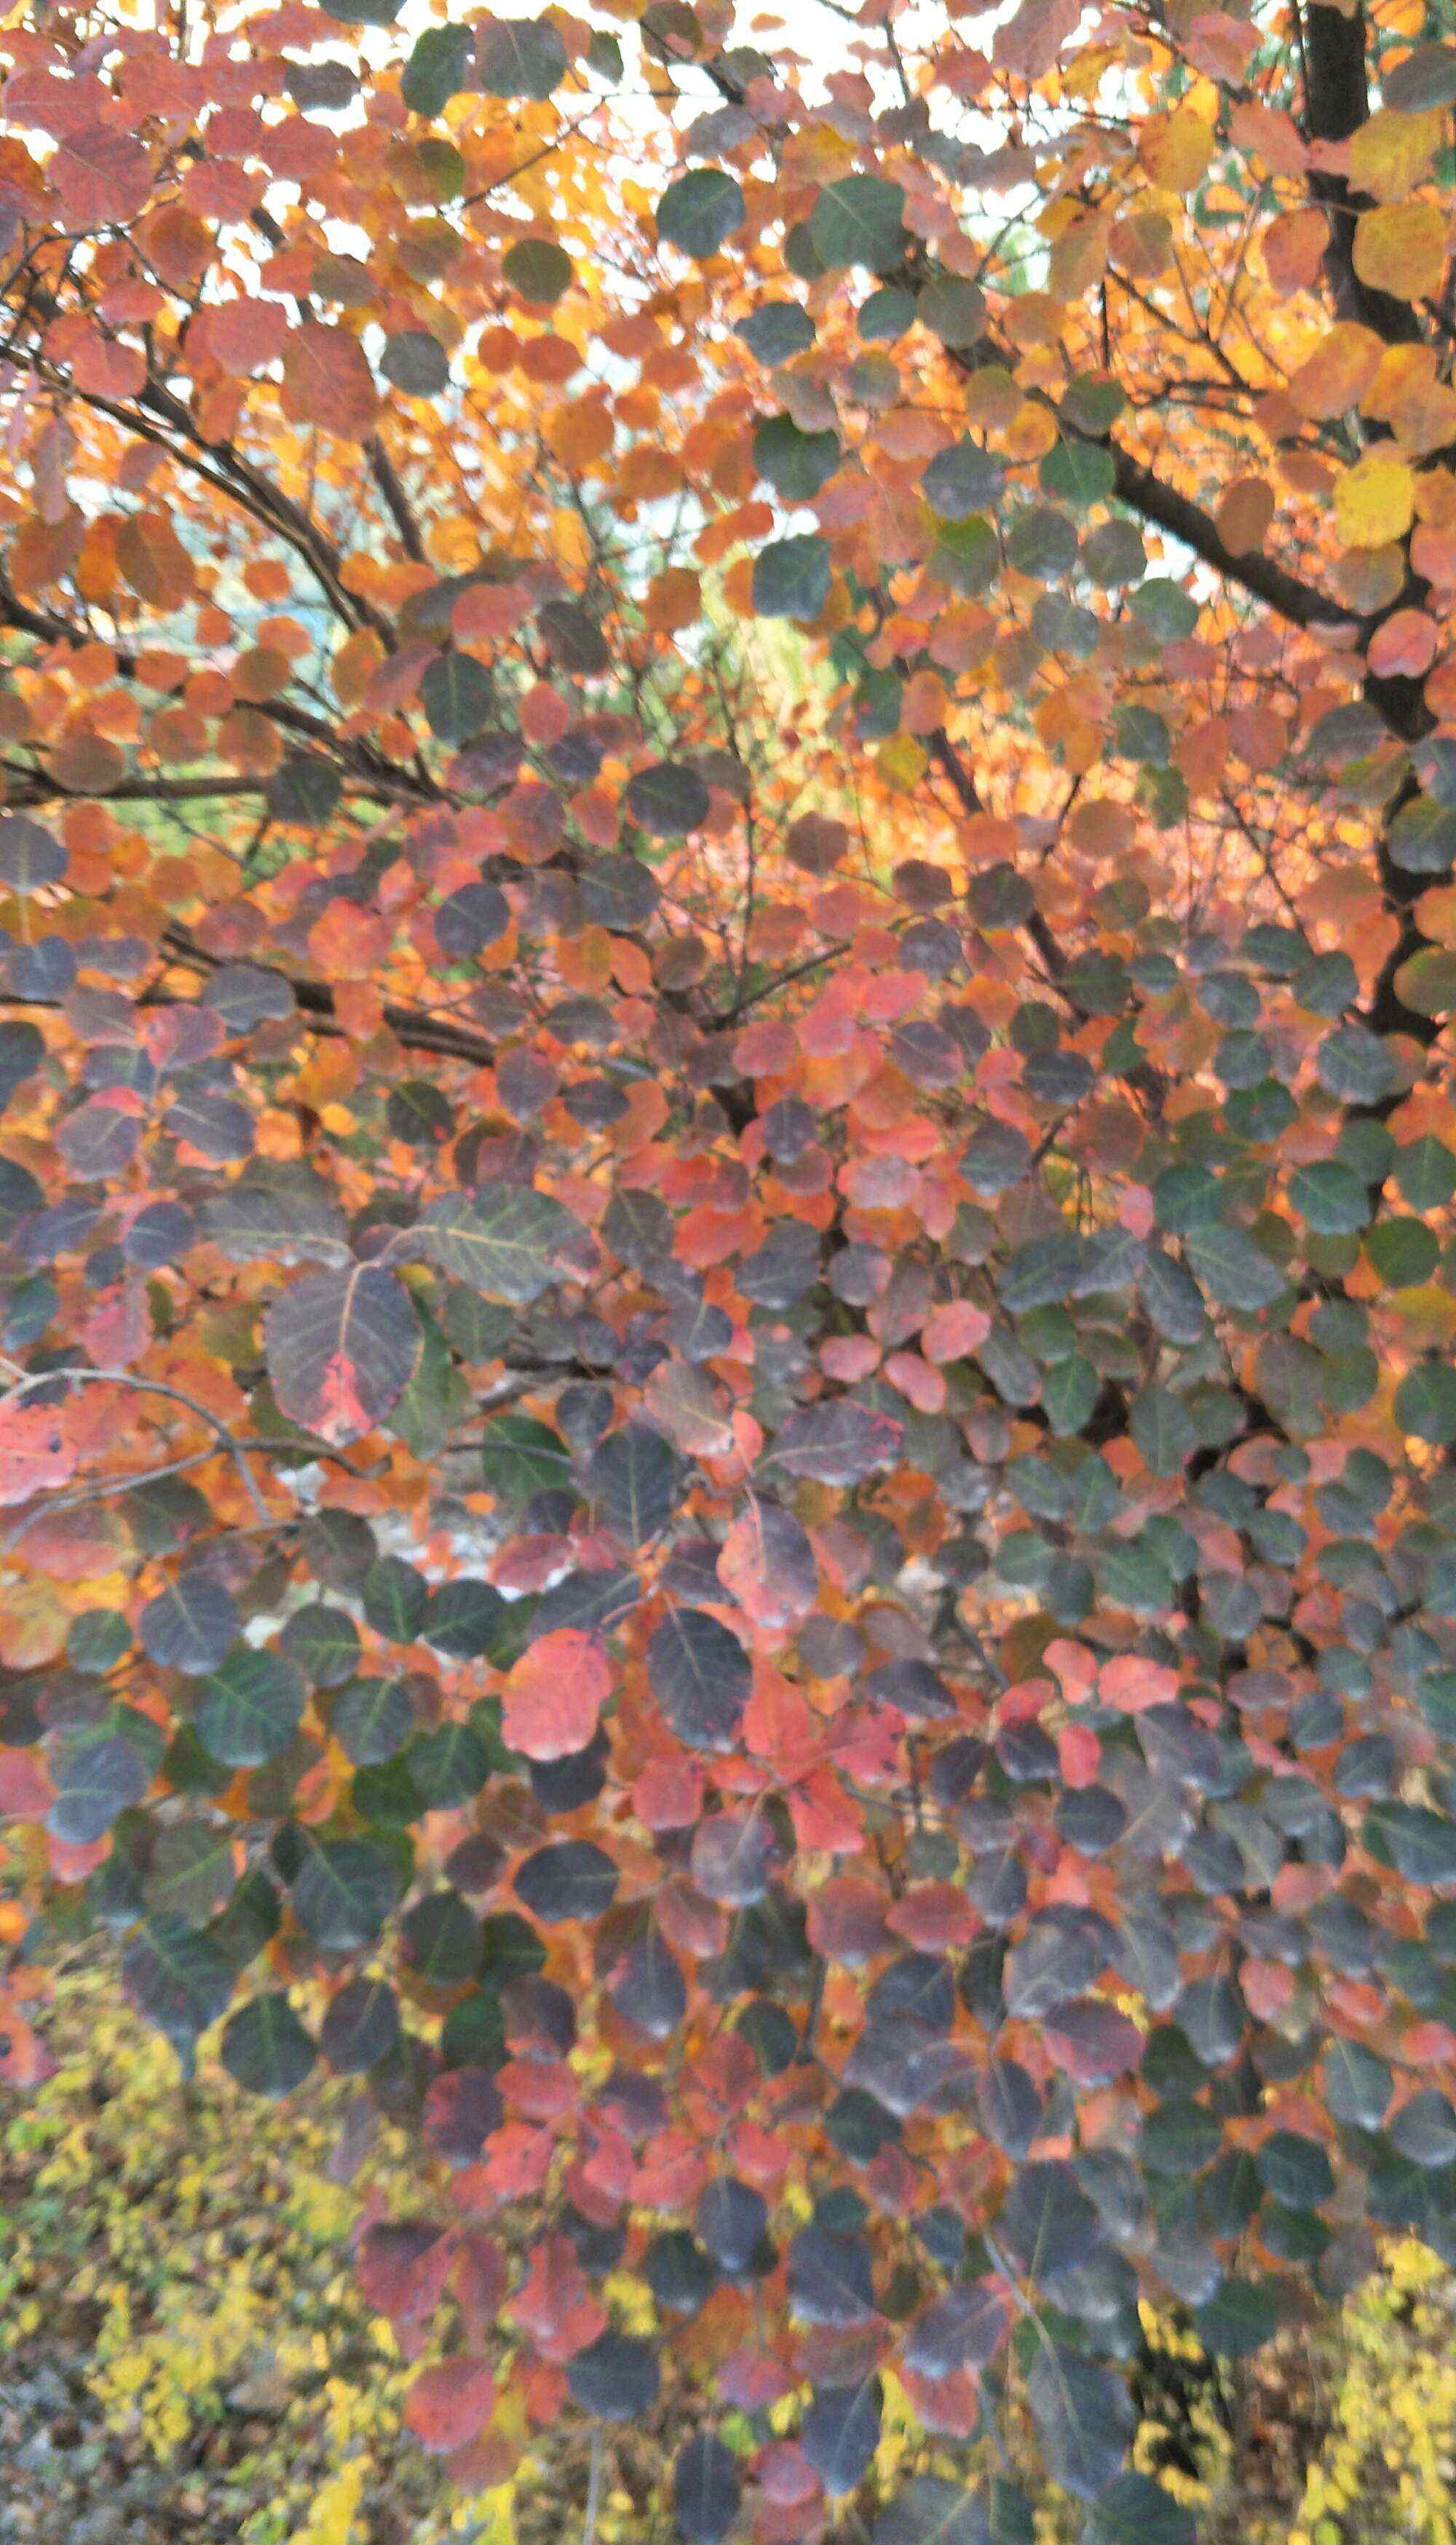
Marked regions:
[403,2359,497,2453]
[6,0,1456,2521]
[1353,199,1447,301]
[500,1629,611,1761]
[264,1266,419,1444]
[0,1401,79,1508]
[280,325,380,440]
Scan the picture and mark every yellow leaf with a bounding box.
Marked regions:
[1353,199,1447,301]
[877,732,927,788]
[1138,106,1216,193]
[0,1575,66,1669]
[1393,1282,1456,1346]
[1350,106,1442,202]
[1334,451,1417,547]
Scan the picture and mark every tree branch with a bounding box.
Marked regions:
[1300,0,1425,347]
[365,436,426,565]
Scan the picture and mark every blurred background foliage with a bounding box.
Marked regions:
[3,1975,1456,2545]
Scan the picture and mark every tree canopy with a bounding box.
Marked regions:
[4,0,1456,2531]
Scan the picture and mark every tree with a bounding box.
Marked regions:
[2,0,1456,2528]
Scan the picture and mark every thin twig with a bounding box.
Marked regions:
[0,1366,273,1528]
[582,2427,604,2545]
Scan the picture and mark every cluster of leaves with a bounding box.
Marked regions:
[7,0,1456,2535]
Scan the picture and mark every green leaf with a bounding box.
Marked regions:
[589,1423,679,1545]
[423,1580,510,1661]
[657,168,745,257]
[1129,1388,1195,1474]
[402,1888,482,1982]
[1025,2346,1131,2501]
[281,1602,360,1689]
[290,1836,398,1952]
[421,652,494,745]
[1040,438,1115,508]
[402,23,470,114]
[481,1414,572,1502]
[1365,1798,1456,1884]
[363,1556,429,1644]
[1184,1222,1286,1313]
[331,1674,418,1766]
[810,175,907,272]
[1085,2472,1195,2545]
[1364,1216,1438,1286]
[1192,2276,1278,2358]
[196,1647,306,1769]
[477,15,567,98]
[874,2476,991,2545]
[930,514,998,595]
[381,330,449,395]
[1008,505,1078,578]
[1061,375,1125,434]
[1395,1361,1456,1444]
[220,1992,317,2097]
[143,1824,237,1925]
[1289,1161,1370,1235]
[408,1722,491,1809]
[45,1723,151,1848]
[753,534,831,620]
[1254,2130,1334,2211]
[416,1182,582,1300]
[0,815,65,895]
[388,1303,470,1459]
[754,413,841,502]
[737,302,815,363]
[915,275,984,346]
[502,237,574,303]
[268,753,344,826]
[1396,1135,1456,1209]
[122,1920,234,2050]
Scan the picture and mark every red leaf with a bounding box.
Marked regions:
[355,2220,455,2327]
[0,1749,54,1821]
[453,2231,509,2347]
[280,323,380,440]
[0,1401,79,1508]
[51,124,151,224]
[501,1628,610,1761]
[403,2356,497,2453]
[920,1300,992,1363]
[510,2233,606,2362]
[1099,1654,1177,1713]
[199,297,290,378]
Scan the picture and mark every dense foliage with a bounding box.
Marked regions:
[5,0,1456,2533]
[9,1976,1456,2545]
